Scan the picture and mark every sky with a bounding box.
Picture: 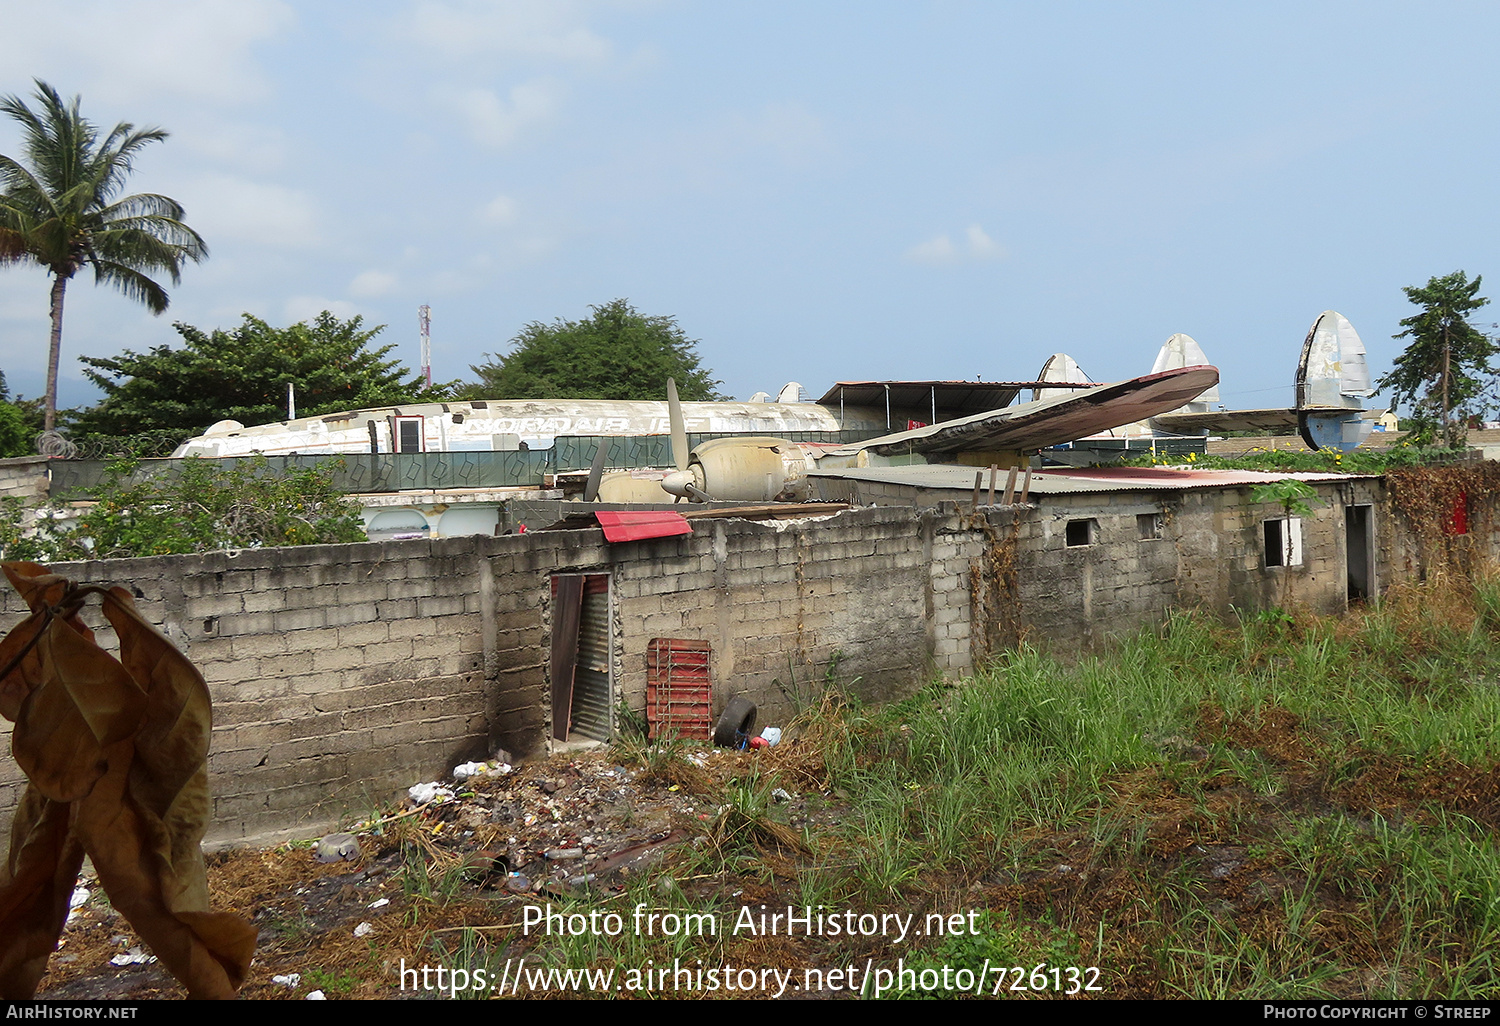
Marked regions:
[2,0,1499,416]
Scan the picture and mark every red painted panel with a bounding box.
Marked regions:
[646,638,712,740]
[595,510,693,542]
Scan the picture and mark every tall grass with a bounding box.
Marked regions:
[804,579,1500,997]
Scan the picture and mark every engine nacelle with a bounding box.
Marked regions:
[663,437,812,502]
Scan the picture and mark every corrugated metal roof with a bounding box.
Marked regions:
[809,463,1365,495]
[813,380,1097,417]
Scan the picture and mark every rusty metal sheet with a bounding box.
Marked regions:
[646,639,711,740]
[549,575,584,742]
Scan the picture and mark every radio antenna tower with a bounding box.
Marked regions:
[418,305,432,387]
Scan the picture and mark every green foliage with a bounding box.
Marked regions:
[1128,444,1456,475]
[0,497,50,561]
[0,80,206,431]
[72,312,453,447]
[1376,271,1497,448]
[466,299,724,401]
[1251,477,1320,518]
[9,455,366,560]
[0,401,30,457]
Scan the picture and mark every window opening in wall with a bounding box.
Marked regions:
[549,574,613,742]
[1346,504,1374,602]
[1263,518,1303,568]
[1137,512,1164,540]
[1065,519,1096,547]
[395,415,424,453]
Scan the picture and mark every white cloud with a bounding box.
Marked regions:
[283,297,359,323]
[404,0,612,63]
[906,223,1006,265]
[349,270,398,298]
[906,234,958,265]
[438,80,560,148]
[0,0,295,105]
[479,194,519,226]
[178,174,321,250]
[966,224,1003,259]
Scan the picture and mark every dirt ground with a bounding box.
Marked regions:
[33,740,837,1001]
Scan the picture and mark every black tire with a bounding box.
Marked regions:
[712,696,758,749]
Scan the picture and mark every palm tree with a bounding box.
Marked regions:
[0,80,206,433]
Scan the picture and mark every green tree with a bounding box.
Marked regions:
[2,456,366,560]
[0,370,32,457]
[1376,271,1497,448]
[466,299,724,400]
[71,312,453,450]
[0,80,207,433]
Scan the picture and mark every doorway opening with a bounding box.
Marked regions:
[1346,505,1374,603]
[550,574,613,742]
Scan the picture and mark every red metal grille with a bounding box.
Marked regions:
[646,638,712,740]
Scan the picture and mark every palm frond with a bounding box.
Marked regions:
[89,225,203,280]
[96,193,188,223]
[90,261,170,314]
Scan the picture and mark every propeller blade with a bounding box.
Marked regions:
[667,377,688,472]
[582,439,608,501]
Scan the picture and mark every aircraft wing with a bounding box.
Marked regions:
[835,366,1220,457]
[1151,408,1301,434]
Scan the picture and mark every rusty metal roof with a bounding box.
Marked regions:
[809,463,1364,495]
[814,380,1097,417]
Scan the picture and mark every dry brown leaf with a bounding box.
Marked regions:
[0,563,255,999]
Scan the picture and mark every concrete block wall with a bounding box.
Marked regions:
[0,475,1445,847]
[0,457,48,502]
[0,537,495,846]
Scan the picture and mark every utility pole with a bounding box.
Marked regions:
[419,304,432,388]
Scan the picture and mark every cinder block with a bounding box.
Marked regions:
[338,621,389,647]
[274,608,326,632]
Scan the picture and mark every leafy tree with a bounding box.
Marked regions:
[0,456,366,560]
[1251,478,1320,519]
[0,370,32,457]
[71,312,453,448]
[0,80,206,432]
[1376,271,1497,448]
[466,299,724,400]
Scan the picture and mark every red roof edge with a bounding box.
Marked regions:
[595,510,694,543]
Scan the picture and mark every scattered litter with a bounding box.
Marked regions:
[771,788,793,803]
[272,974,301,988]
[760,727,782,746]
[315,832,361,863]
[306,990,326,1000]
[66,887,89,923]
[367,897,390,909]
[353,922,373,938]
[453,760,512,783]
[109,947,156,967]
[545,848,583,860]
[408,782,456,805]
